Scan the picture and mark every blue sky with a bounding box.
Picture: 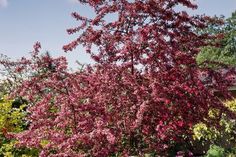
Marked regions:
[0,0,235,68]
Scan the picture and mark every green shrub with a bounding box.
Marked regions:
[0,96,38,157]
[206,145,236,157]
[192,99,236,155]
[206,145,225,157]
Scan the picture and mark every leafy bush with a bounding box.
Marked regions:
[206,145,225,157]
[193,122,219,141]
[0,96,38,157]
[206,145,236,157]
[193,99,236,154]
[225,99,236,112]
[0,96,27,136]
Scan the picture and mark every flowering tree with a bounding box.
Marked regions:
[2,0,236,156]
[62,0,235,153]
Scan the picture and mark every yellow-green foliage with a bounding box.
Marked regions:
[193,123,219,141]
[0,96,38,157]
[0,96,26,133]
[0,140,37,157]
[225,99,236,112]
[0,141,15,157]
[193,99,236,143]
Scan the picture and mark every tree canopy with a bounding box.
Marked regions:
[197,11,236,67]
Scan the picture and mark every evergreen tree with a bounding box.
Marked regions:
[197,11,236,68]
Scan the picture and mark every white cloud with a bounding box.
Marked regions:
[0,0,8,8]
[68,0,79,4]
